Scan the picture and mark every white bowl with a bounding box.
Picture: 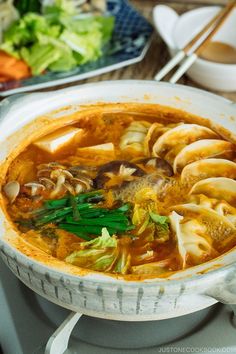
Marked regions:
[153,5,236,92]
[0,81,236,321]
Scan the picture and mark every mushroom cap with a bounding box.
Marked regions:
[135,157,173,177]
[94,160,145,189]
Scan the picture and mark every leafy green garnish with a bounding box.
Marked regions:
[21,43,62,75]
[149,211,170,241]
[132,204,170,240]
[81,228,117,248]
[66,228,133,274]
[65,228,118,270]
[149,212,169,231]
[66,228,131,274]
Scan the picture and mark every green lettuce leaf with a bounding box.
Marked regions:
[48,52,77,72]
[60,29,102,64]
[65,228,133,274]
[21,44,61,75]
[149,211,170,241]
[96,16,115,42]
[3,13,48,45]
[132,204,170,241]
[43,0,75,21]
[114,251,131,275]
[65,228,118,271]
[149,212,169,230]
[81,228,117,248]
[1,0,114,75]
[60,16,101,34]
[92,254,116,271]
[36,33,77,72]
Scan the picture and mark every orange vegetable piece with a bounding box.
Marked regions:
[0,50,31,82]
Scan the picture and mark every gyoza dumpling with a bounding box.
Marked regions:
[143,123,169,156]
[215,201,236,226]
[190,177,236,204]
[173,140,234,173]
[120,121,151,154]
[171,202,236,246]
[152,124,218,157]
[181,159,236,184]
[169,211,215,268]
[190,194,236,226]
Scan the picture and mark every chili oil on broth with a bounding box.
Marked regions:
[2,102,236,279]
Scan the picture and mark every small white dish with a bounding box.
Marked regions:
[153,5,236,92]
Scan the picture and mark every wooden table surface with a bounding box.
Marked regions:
[21,1,236,102]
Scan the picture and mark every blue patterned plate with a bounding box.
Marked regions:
[0,0,153,96]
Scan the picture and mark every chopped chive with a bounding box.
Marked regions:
[44,198,68,210]
[76,190,104,203]
[35,207,73,226]
[64,217,129,229]
[34,203,92,225]
[59,224,122,238]
[43,191,103,210]
[23,189,134,240]
[69,195,81,221]
[59,224,103,236]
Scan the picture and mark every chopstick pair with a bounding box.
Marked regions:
[154,1,236,84]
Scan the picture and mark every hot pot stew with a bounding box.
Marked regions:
[3,104,236,277]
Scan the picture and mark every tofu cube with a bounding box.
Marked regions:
[34,127,84,154]
[79,143,115,152]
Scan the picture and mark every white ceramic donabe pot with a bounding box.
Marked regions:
[0,81,236,322]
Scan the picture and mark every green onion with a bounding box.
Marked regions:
[43,191,104,210]
[59,224,104,236]
[64,218,129,231]
[58,225,92,241]
[59,224,122,239]
[69,195,81,221]
[44,198,69,210]
[24,189,134,239]
[35,203,91,226]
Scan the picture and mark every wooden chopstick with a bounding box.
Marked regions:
[169,1,236,83]
[184,0,235,53]
[154,1,236,82]
[196,7,235,55]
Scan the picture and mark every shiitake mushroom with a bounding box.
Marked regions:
[94,160,145,189]
[135,157,173,177]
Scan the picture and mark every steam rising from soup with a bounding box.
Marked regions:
[3,105,236,277]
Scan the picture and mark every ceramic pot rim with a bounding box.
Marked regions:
[0,80,236,290]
